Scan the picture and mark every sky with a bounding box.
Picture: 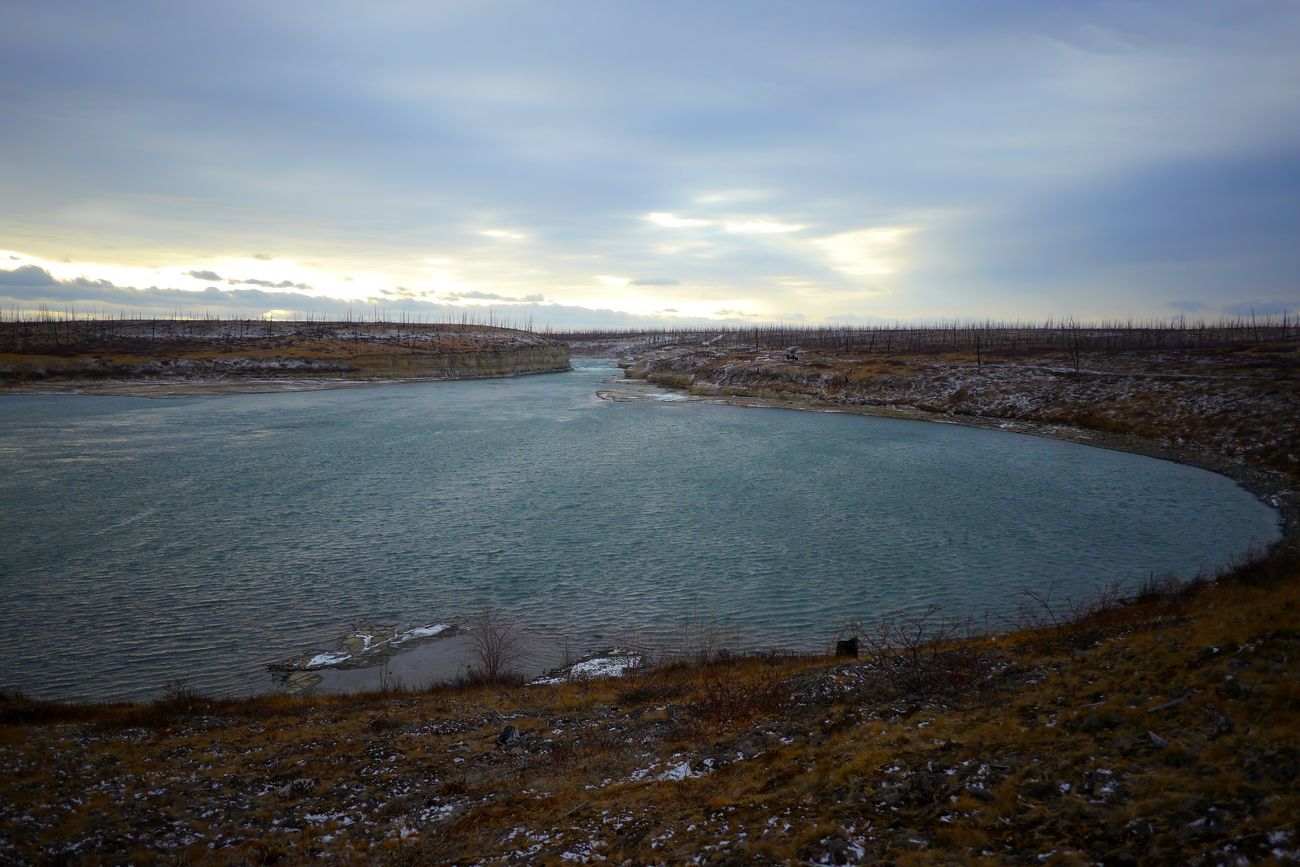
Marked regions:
[1,0,1298,328]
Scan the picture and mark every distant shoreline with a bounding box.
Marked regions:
[0,364,574,399]
[610,353,1298,554]
[0,319,573,393]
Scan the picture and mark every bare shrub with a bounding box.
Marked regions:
[377,657,404,695]
[1011,584,1102,652]
[1218,542,1293,587]
[616,671,689,706]
[845,606,992,698]
[678,674,787,732]
[661,616,736,666]
[465,608,527,683]
[1010,575,1195,652]
[1131,572,1185,604]
[162,677,198,703]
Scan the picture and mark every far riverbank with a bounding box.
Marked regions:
[618,344,1299,553]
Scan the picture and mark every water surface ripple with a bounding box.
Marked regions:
[0,361,1280,701]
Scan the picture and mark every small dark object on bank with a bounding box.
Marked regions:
[835,638,859,658]
[277,778,315,799]
[496,725,520,747]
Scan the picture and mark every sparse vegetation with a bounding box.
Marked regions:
[623,332,1300,477]
[1,326,1297,862]
[0,318,570,388]
[561,315,1299,356]
[1,551,1297,863]
[463,607,528,685]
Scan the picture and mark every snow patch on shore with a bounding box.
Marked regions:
[397,624,450,641]
[277,623,453,671]
[305,651,352,669]
[532,653,642,685]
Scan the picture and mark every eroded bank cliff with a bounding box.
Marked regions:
[0,321,571,389]
[623,343,1300,481]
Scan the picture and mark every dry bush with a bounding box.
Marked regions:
[1011,581,1132,651]
[464,607,527,683]
[1009,573,1207,653]
[659,617,738,667]
[1217,543,1294,587]
[845,606,993,698]
[367,713,398,733]
[114,678,214,727]
[0,692,115,726]
[677,674,787,733]
[616,671,689,706]
[452,668,525,689]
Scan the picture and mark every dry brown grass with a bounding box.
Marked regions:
[3,553,1297,863]
[3,337,1297,862]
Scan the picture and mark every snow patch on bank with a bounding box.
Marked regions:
[274,623,453,671]
[531,653,642,685]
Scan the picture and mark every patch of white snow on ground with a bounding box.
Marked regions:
[396,624,450,642]
[280,622,453,670]
[657,762,698,781]
[569,655,641,678]
[532,654,641,685]
[305,651,351,668]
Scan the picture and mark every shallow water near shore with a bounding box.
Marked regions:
[0,360,1282,701]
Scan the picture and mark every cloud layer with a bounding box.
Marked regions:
[1,1,1297,324]
[0,265,774,329]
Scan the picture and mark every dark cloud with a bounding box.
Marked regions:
[186,269,222,281]
[0,265,58,287]
[0,266,728,329]
[384,286,423,299]
[443,290,546,303]
[0,266,319,313]
[631,277,680,286]
[1,3,1298,320]
[229,277,313,290]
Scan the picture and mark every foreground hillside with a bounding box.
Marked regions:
[2,562,1297,864]
[0,320,570,390]
[1,338,1298,864]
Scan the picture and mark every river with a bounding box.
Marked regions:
[0,360,1281,701]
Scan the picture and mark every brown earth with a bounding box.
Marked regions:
[0,321,571,391]
[1,339,1298,864]
[625,342,1300,481]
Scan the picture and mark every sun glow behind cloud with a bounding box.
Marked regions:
[644,212,805,236]
[0,2,1297,324]
[724,220,804,235]
[645,212,711,229]
[813,228,914,279]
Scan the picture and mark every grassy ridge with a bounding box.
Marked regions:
[2,557,1296,863]
[0,320,569,386]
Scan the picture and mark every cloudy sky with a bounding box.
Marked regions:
[1,1,1298,327]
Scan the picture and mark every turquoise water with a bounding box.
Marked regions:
[0,360,1281,701]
